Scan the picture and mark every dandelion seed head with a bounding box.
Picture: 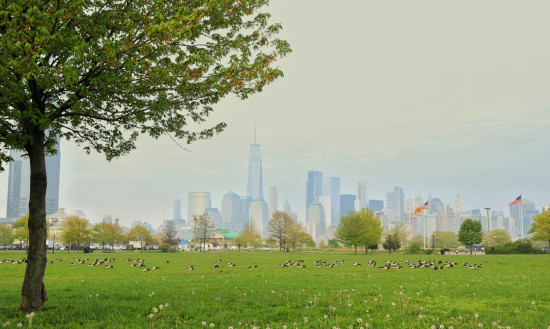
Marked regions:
[210,323,215,328]
[357,318,363,323]
[153,307,158,313]
[386,314,389,318]
[392,302,396,307]
[202,321,207,326]
[149,314,153,318]
[165,303,169,307]
[418,314,423,319]
[478,323,483,327]
[431,326,436,329]
[17,324,22,328]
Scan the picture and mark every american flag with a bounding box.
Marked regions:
[509,195,522,206]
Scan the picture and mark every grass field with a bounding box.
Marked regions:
[0,250,549,328]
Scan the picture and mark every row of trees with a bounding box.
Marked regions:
[231,211,312,251]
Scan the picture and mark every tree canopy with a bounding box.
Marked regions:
[128,225,154,252]
[0,0,289,311]
[12,215,29,246]
[61,217,90,252]
[234,221,262,249]
[193,213,215,251]
[433,231,459,249]
[0,225,14,248]
[266,211,293,250]
[527,209,550,247]
[482,229,511,246]
[162,221,179,245]
[336,209,382,254]
[458,219,483,255]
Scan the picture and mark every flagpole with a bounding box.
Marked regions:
[520,195,523,239]
[422,214,426,249]
[427,205,430,248]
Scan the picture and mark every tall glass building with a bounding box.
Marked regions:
[306,171,323,216]
[322,176,341,227]
[246,138,263,202]
[6,140,61,220]
[188,192,211,222]
[221,191,243,231]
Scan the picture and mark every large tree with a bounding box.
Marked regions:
[266,211,293,251]
[102,223,125,251]
[527,209,550,248]
[234,221,262,249]
[433,231,459,249]
[458,219,483,255]
[193,213,215,252]
[162,221,179,245]
[0,0,289,311]
[128,225,153,252]
[482,229,511,246]
[362,210,383,254]
[60,217,91,253]
[336,210,367,254]
[286,222,309,251]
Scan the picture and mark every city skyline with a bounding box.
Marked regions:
[1,0,549,227]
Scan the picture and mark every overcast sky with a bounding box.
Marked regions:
[1,0,549,227]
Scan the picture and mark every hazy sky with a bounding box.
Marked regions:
[1,0,549,227]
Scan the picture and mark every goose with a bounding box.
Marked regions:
[187,265,194,270]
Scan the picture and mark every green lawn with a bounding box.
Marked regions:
[0,251,549,328]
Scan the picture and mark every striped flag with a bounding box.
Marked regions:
[414,201,429,215]
[509,195,522,206]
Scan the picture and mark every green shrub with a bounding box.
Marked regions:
[492,239,543,254]
[423,248,433,255]
[407,243,422,254]
[159,244,177,253]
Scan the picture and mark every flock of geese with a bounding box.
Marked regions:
[0,257,483,271]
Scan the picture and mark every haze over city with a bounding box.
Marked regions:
[1,0,549,227]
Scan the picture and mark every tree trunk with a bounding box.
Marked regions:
[470,244,473,255]
[354,245,357,254]
[365,245,368,254]
[20,132,48,312]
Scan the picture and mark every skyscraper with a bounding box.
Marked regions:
[368,200,384,214]
[322,176,341,227]
[6,140,61,220]
[173,199,182,221]
[188,192,211,222]
[340,194,356,218]
[454,194,462,215]
[221,191,242,230]
[386,186,405,225]
[306,171,322,216]
[249,199,268,237]
[306,201,326,244]
[268,186,278,218]
[246,130,263,202]
[357,181,367,209]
